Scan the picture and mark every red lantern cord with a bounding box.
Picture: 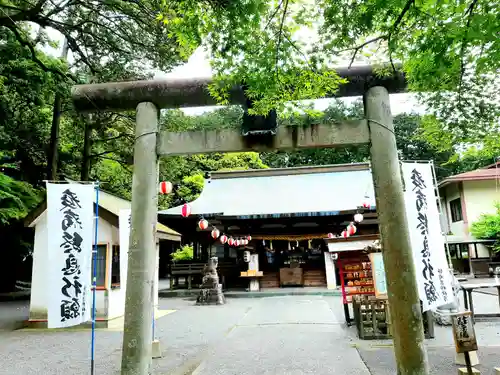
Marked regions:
[198,219,209,230]
[181,203,191,218]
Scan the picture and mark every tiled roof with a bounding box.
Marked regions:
[438,164,500,188]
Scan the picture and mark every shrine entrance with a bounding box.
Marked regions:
[71,65,428,375]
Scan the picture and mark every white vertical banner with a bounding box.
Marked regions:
[402,162,453,311]
[46,183,94,328]
[119,209,131,289]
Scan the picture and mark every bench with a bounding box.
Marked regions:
[170,261,240,290]
[170,263,205,289]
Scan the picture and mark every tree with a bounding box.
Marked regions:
[160,0,499,130]
[471,204,500,252]
[1,0,192,180]
[0,0,189,76]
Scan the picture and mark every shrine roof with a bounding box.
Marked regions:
[159,163,376,219]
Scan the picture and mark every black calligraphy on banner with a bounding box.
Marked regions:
[411,168,438,304]
[59,188,85,323]
[456,316,470,339]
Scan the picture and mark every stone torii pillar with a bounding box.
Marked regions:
[72,65,429,375]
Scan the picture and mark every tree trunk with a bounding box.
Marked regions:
[47,38,69,180]
[80,115,93,181]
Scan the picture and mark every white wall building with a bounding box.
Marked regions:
[439,162,500,273]
[24,190,181,327]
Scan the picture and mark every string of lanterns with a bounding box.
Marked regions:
[161,179,372,243]
[327,197,372,239]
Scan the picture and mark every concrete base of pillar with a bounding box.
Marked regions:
[458,368,480,374]
[249,279,260,291]
[456,351,479,366]
[152,340,162,359]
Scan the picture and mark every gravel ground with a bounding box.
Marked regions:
[0,295,499,375]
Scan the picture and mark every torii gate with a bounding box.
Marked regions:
[72,65,429,375]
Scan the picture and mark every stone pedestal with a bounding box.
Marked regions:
[458,368,480,374]
[152,340,162,359]
[455,351,479,366]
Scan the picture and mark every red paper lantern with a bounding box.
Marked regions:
[341,230,350,238]
[235,239,241,247]
[198,219,209,230]
[220,235,228,244]
[228,237,235,246]
[181,203,191,218]
[347,223,357,236]
[211,228,220,239]
[362,201,370,209]
[158,181,173,195]
[247,235,252,241]
[327,233,334,239]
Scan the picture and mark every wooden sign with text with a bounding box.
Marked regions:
[451,312,478,353]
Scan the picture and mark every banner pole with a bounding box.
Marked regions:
[91,182,100,375]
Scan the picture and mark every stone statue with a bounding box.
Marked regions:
[196,256,225,305]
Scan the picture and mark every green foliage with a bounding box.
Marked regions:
[171,245,194,262]
[471,204,500,252]
[159,0,499,130]
[1,0,188,75]
[0,152,41,224]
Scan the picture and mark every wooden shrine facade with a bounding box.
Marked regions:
[159,163,380,289]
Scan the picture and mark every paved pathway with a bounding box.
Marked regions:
[0,295,499,374]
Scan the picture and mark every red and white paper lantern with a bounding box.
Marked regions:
[220,234,228,244]
[327,233,334,239]
[235,239,240,247]
[341,230,350,238]
[347,223,357,236]
[354,213,364,223]
[247,235,252,241]
[158,181,173,195]
[198,219,209,230]
[362,201,370,209]
[243,239,248,245]
[181,203,191,218]
[211,228,220,239]
[228,237,235,246]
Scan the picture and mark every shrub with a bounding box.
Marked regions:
[171,245,194,262]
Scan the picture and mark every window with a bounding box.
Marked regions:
[91,244,107,288]
[450,198,463,222]
[111,245,120,286]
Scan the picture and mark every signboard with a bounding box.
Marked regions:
[119,209,131,289]
[46,183,93,328]
[402,162,454,311]
[452,312,478,353]
[369,253,387,298]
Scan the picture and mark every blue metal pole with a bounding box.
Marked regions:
[91,183,99,375]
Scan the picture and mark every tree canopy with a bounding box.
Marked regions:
[160,0,499,131]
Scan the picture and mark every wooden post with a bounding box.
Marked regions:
[121,102,159,375]
[365,86,429,375]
